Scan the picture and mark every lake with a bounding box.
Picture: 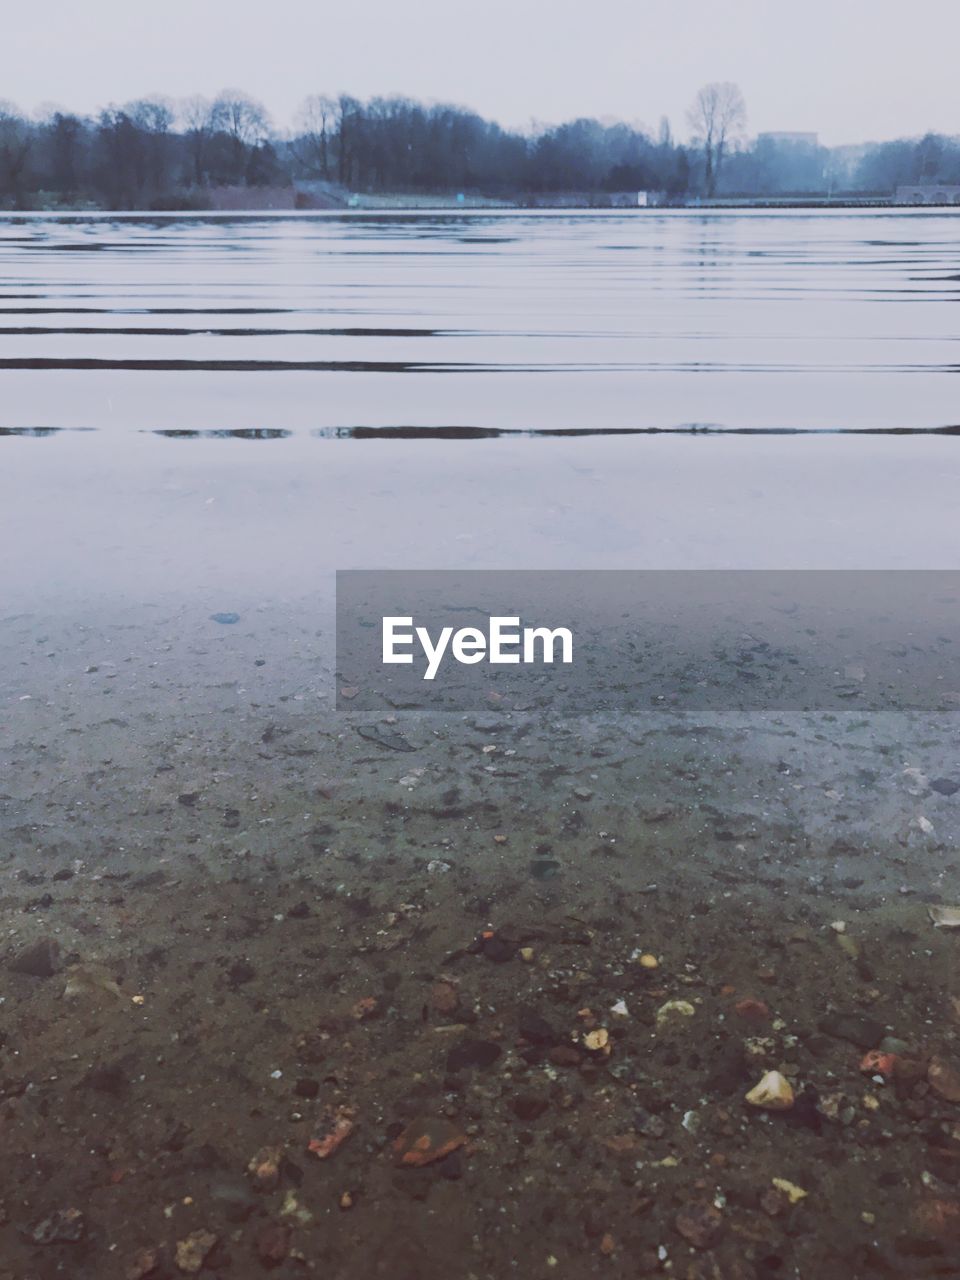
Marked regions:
[1,209,960,607]
[2,209,960,1278]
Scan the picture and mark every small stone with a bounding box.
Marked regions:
[446,1038,502,1072]
[294,1077,320,1099]
[520,946,535,963]
[818,1011,885,1049]
[175,1229,218,1274]
[548,1045,583,1068]
[308,1110,355,1159]
[745,1070,795,1111]
[656,999,695,1027]
[518,1009,559,1045]
[227,958,256,987]
[771,1177,808,1204]
[481,934,515,963]
[733,998,770,1023]
[431,981,460,1016]
[583,1028,610,1052]
[637,952,659,970]
[510,1092,550,1122]
[247,1145,283,1190]
[675,1202,724,1249]
[9,937,61,978]
[125,1248,159,1280]
[255,1223,290,1266]
[929,1055,960,1103]
[352,995,382,1020]
[31,1207,85,1244]
[393,1116,467,1167]
[931,778,960,796]
[210,611,240,624]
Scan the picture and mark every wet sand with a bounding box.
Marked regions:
[4,604,960,1278]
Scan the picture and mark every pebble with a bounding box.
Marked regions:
[175,1229,218,1274]
[255,1223,290,1265]
[745,1070,795,1111]
[393,1116,467,1167]
[446,1038,502,1072]
[9,937,61,978]
[675,1202,724,1249]
[656,999,695,1027]
[125,1248,159,1279]
[928,1054,960,1103]
[31,1207,85,1244]
[819,1011,886,1049]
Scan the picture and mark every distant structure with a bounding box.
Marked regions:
[895,184,960,204]
[758,132,819,147]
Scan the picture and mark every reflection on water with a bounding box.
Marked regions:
[1,210,960,604]
[1,209,960,434]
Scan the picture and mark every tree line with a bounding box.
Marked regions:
[0,85,956,208]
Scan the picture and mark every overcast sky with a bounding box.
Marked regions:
[5,0,957,146]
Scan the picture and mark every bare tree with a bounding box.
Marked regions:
[687,82,746,197]
[129,96,174,191]
[0,101,32,204]
[180,96,216,185]
[294,94,337,178]
[211,90,269,147]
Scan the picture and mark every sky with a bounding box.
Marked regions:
[4,0,958,146]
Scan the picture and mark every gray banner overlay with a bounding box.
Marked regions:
[335,570,960,714]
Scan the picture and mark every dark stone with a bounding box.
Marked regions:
[706,1039,746,1093]
[634,1109,668,1139]
[438,1151,463,1180]
[294,1078,320,1099]
[287,901,310,919]
[357,724,416,752]
[31,1208,85,1244]
[819,1012,886,1049]
[211,612,241,624]
[227,959,256,987]
[256,1223,290,1266]
[787,1085,823,1134]
[518,1009,560,1046]
[9,938,61,978]
[446,1038,503,1073]
[675,1202,724,1249]
[510,1093,550,1122]
[85,1062,128,1095]
[931,778,960,797]
[481,935,515,963]
[529,858,562,880]
[177,791,200,807]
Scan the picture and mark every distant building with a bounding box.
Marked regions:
[895,184,960,205]
[758,132,819,147]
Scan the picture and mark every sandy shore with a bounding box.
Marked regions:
[3,602,960,1277]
